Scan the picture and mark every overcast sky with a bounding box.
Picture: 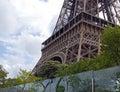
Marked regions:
[0,0,64,78]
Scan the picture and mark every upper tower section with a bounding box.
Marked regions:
[53,0,120,34]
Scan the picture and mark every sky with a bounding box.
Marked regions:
[0,0,64,78]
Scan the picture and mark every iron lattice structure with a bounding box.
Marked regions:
[53,0,120,33]
[33,0,120,74]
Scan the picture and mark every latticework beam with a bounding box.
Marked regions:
[53,0,120,34]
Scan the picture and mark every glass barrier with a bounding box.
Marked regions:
[0,66,120,92]
[94,66,120,92]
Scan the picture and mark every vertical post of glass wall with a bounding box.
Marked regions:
[92,70,95,92]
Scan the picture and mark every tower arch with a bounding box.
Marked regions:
[50,56,62,63]
[47,52,66,64]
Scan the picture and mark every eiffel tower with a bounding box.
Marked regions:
[33,0,120,74]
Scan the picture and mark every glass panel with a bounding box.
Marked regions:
[94,66,120,92]
[1,66,120,92]
[67,71,92,92]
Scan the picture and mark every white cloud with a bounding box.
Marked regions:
[0,0,64,78]
[0,0,20,37]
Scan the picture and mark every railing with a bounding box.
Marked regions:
[1,66,120,92]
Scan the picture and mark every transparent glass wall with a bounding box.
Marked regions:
[0,66,120,92]
[94,66,120,92]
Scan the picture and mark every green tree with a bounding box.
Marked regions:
[16,69,42,91]
[101,26,120,65]
[0,65,8,88]
[57,54,116,77]
[4,78,17,87]
[37,61,63,79]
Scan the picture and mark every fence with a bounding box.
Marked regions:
[0,66,120,92]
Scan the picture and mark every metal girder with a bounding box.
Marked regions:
[53,0,120,34]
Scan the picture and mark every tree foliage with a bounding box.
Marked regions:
[37,61,64,79]
[15,69,42,91]
[57,54,116,76]
[0,65,8,88]
[4,78,17,87]
[17,69,41,83]
[101,26,120,65]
